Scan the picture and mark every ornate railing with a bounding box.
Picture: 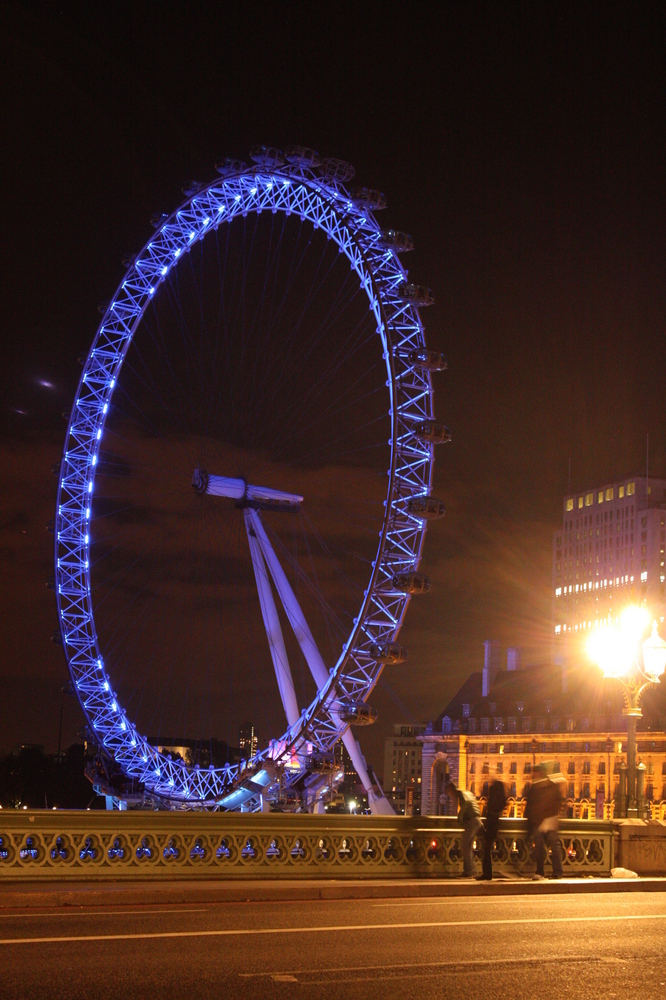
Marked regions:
[0,812,614,880]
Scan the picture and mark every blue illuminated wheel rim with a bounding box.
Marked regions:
[54,152,437,806]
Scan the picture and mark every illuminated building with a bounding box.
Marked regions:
[382,724,426,815]
[553,476,666,644]
[238,723,258,760]
[420,646,666,819]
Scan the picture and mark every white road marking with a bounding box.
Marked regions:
[0,908,208,919]
[1,911,665,946]
[240,953,615,978]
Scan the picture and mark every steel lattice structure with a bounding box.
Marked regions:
[54,148,447,807]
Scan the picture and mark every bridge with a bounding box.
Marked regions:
[0,811,635,879]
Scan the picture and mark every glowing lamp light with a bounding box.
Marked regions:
[642,621,666,681]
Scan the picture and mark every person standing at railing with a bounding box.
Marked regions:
[477,778,506,881]
[525,763,565,880]
[446,781,481,878]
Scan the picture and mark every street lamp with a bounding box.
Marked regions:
[587,609,666,817]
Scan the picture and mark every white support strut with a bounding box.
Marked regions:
[243,509,300,729]
[247,507,393,812]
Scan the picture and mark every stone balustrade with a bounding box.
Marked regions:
[0,812,615,880]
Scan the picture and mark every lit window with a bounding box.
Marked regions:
[578,496,584,509]
[598,492,604,503]
[627,482,635,496]
[619,486,625,499]
[585,493,593,506]
[555,625,561,634]
[555,587,562,596]
[605,488,614,501]
[641,571,648,582]
[566,498,574,512]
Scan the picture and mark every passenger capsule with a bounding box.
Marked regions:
[350,187,387,211]
[77,353,87,366]
[249,145,285,168]
[215,158,249,176]
[98,300,110,315]
[46,519,55,534]
[319,157,355,182]
[392,572,431,594]
[338,702,378,726]
[46,577,55,591]
[121,253,136,268]
[369,643,408,665]
[51,464,60,476]
[50,630,63,645]
[150,212,169,229]
[406,496,446,520]
[284,145,321,168]
[413,420,451,445]
[305,753,337,772]
[399,348,448,371]
[397,283,435,306]
[181,180,203,197]
[377,229,414,252]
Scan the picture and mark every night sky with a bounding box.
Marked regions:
[2,3,666,777]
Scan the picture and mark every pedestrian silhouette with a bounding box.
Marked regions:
[477,778,506,880]
[525,762,565,880]
[446,781,481,877]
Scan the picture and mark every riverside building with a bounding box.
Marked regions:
[553,476,666,645]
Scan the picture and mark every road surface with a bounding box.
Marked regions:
[2,889,665,998]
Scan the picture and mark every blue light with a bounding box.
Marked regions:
[112,701,118,712]
[84,533,89,544]
[217,205,225,213]
[96,429,102,440]
[250,188,257,195]
[103,403,108,413]
[97,659,102,669]
[149,287,155,295]
[110,378,115,388]
[161,267,167,275]
[86,508,90,519]
[88,482,92,492]
[174,248,181,258]
[91,455,97,466]
[267,182,273,190]
[103,681,109,691]
[120,720,126,731]
[203,216,210,224]
[235,195,241,201]
[188,231,195,241]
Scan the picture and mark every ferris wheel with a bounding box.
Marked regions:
[54,146,448,811]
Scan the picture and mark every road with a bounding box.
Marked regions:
[1,889,666,999]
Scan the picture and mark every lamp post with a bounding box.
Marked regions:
[588,611,666,818]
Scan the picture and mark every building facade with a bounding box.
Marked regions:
[420,647,666,819]
[382,723,426,815]
[553,476,666,647]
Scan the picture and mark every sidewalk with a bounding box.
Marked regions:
[2,875,666,909]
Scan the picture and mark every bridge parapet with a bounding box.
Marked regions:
[0,812,614,880]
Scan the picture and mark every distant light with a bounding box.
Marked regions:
[38,379,55,389]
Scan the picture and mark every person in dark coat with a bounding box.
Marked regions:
[525,763,565,879]
[477,778,507,881]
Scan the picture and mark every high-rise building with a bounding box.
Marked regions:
[383,723,426,815]
[238,723,258,760]
[552,476,666,645]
